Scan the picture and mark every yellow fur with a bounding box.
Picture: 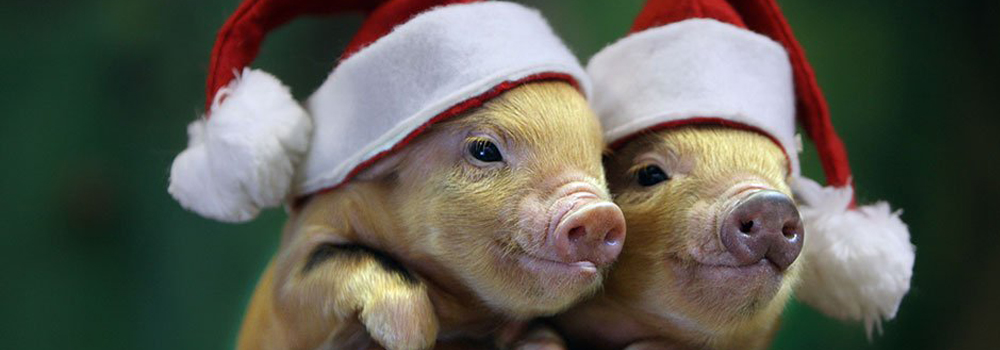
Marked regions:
[238,82,611,350]
[558,126,801,350]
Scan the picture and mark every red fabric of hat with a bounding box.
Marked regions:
[168,0,590,225]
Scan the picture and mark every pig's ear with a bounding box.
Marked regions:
[792,177,915,338]
[354,152,405,182]
[169,68,312,223]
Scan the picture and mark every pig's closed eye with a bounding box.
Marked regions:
[636,165,669,186]
[468,139,503,163]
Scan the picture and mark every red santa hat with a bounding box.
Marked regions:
[588,0,914,335]
[168,0,589,222]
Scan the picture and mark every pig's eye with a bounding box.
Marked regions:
[636,165,669,186]
[468,139,503,163]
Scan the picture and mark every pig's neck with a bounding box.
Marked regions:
[555,295,691,350]
[405,252,510,338]
[556,292,779,350]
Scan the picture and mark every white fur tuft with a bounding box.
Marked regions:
[169,68,312,222]
[793,177,915,338]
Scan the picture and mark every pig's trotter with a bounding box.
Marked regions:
[276,240,438,350]
[305,243,438,350]
[358,283,438,350]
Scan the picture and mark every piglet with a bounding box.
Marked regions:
[237,82,625,350]
[163,2,629,349]
[553,0,913,348]
[555,127,803,349]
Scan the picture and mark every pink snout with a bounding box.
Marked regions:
[548,194,626,266]
[720,190,804,270]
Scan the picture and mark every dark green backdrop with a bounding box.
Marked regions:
[2,0,998,349]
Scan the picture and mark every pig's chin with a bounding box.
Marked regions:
[476,239,604,316]
[669,256,785,317]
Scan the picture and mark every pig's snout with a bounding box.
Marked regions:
[720,190,804,270]
[548,194,626,267]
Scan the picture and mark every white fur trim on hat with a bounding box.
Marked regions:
[587,18,800,175]
[169,68,312,222]
[793,177,915,337]
[296,1,589,195]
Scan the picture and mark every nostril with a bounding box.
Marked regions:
[567,226,585,242]
[739,220,755,234]
[603,229,622,246]
[782,224,798,240]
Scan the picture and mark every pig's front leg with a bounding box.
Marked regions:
[273,235,439,350]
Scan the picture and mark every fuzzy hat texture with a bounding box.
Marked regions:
[169,0,589,222]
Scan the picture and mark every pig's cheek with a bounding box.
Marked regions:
[435,177,514,251]
[680,200,734,265]
[512,194,548,251]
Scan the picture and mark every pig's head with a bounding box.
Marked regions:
[363,81,626,318]
[603,125,802,344]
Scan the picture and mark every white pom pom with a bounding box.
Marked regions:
[169,68,312,222]
[793,177,915,338]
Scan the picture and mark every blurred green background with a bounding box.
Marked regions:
[1,0,997,349]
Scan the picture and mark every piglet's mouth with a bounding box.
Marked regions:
[516,253,600,276]
[666,256,786,315]
[687,259,782,279]
[490,237,602,282]
[670,256,784,292]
